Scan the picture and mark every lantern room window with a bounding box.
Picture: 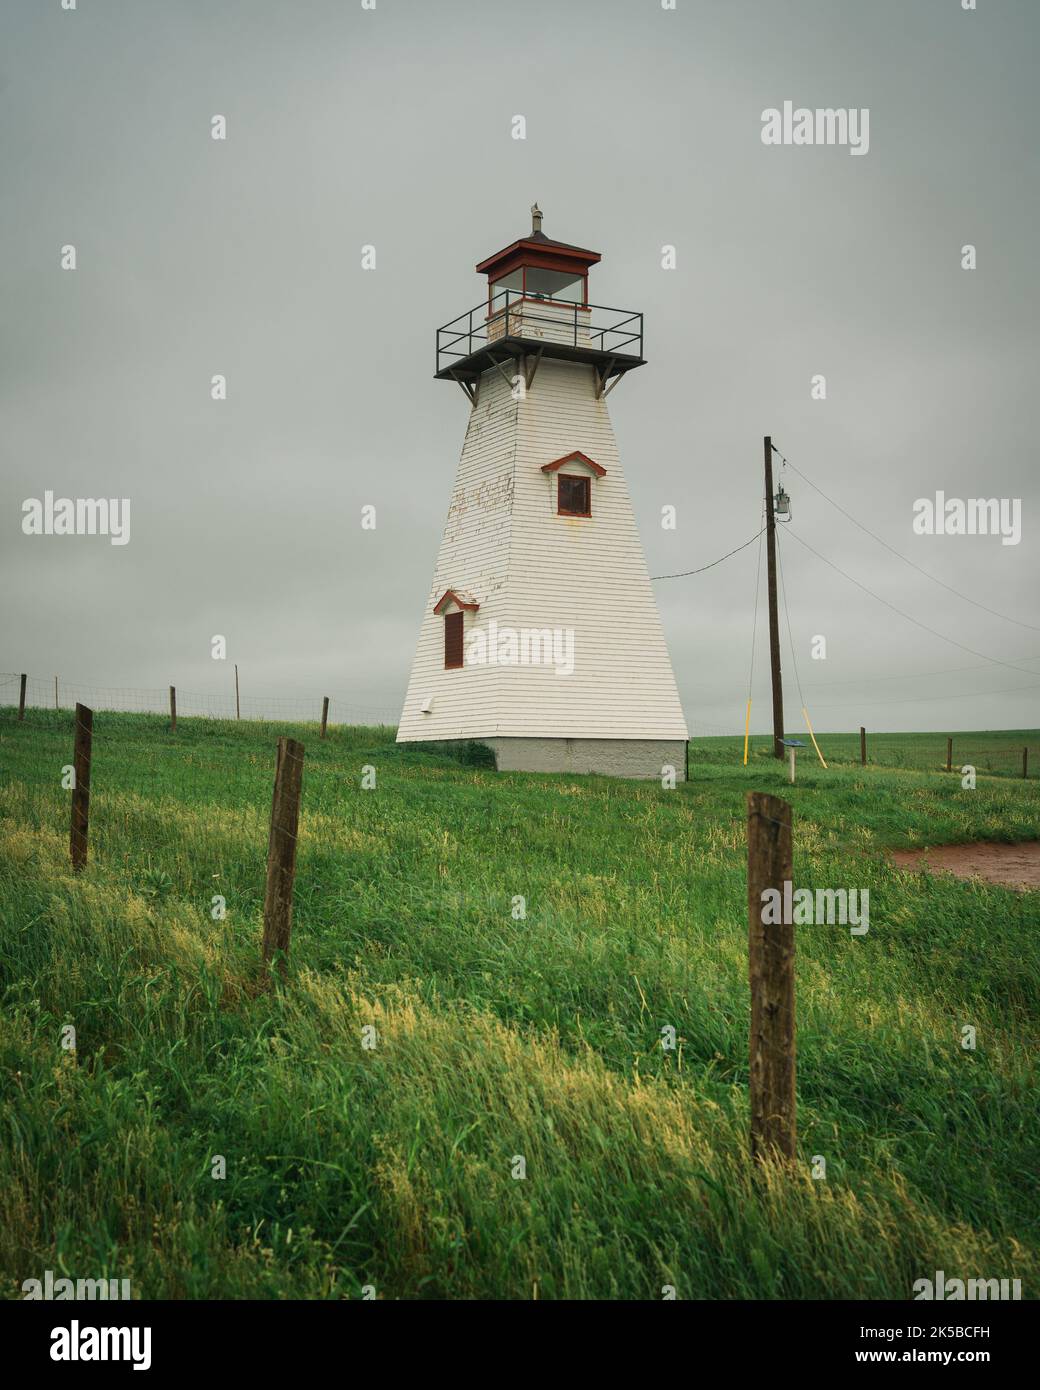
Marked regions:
[489,270,523,312]
[524,268,585,303]
[557,474,591,517]
[489,266,587,312]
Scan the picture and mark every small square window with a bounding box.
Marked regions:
[558,474,590,517]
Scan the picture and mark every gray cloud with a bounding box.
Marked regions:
[2,0,1037,734]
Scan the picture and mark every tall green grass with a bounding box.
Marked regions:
[0,710,1037,1298]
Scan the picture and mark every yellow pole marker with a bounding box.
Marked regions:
[802,706,827,768]
[743,699,752,765]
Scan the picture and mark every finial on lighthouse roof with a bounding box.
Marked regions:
[531,203,543,235]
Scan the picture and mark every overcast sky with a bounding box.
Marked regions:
[2,0,1037,734]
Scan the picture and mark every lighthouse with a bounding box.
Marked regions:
[397,208,689,779]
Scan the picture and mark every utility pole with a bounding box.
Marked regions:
[763,436,785,759]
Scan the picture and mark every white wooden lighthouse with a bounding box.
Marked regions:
[397,208,688,778]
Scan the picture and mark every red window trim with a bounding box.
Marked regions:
[443,609,464,669]
[541,451,606,478]
[433,588,479,615]
[557,473,591,518]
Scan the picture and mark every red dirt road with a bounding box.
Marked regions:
[890,841,1040,891]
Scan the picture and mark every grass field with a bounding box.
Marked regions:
[1,709,1038,1300]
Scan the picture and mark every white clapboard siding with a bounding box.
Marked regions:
[397,357,688,743]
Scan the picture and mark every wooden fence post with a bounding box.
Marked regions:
[261,737,305,975]
[70,703,93,871]
[1024,747,1029,780]
[747,791,796,1163]
[18,673,27,720]
[320,696,329,740]
[946,737,953,773]
[235,664,241,720]
[860,726,867,766]
[169,686,177,732]
[55,676,59,710]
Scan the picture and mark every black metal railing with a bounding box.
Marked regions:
[435,289,643,375]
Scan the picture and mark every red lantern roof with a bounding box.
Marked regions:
[475,209,601,282]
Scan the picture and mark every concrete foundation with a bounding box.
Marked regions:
[481,736,687,780]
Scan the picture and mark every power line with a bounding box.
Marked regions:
[812,681,1040,710]
[651,527,765,580]
[773,447,1040,634]
[776,520,1040,693]
[782,525,1040,678]
[802,658,1040,690]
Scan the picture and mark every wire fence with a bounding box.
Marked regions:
[1,672,1036,781]
[0,698,419,951]
[668,728,1037,780]
[0,672,399,727]
[826,730,1037,779]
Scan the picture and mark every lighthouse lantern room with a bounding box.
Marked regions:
[398,208,688,779]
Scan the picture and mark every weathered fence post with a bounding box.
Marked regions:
[747,791,796,1163]
[320,696,329,740]
[70,703,93,871]
[18,673,27,720]
[946,737,953,773]
[169,685,177,732]
[235,664,241,720]
[860,726,867,766]
[261,737,305,976]
[1024,747,1029,780]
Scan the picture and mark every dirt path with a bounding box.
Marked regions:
[890,841,1040,891]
